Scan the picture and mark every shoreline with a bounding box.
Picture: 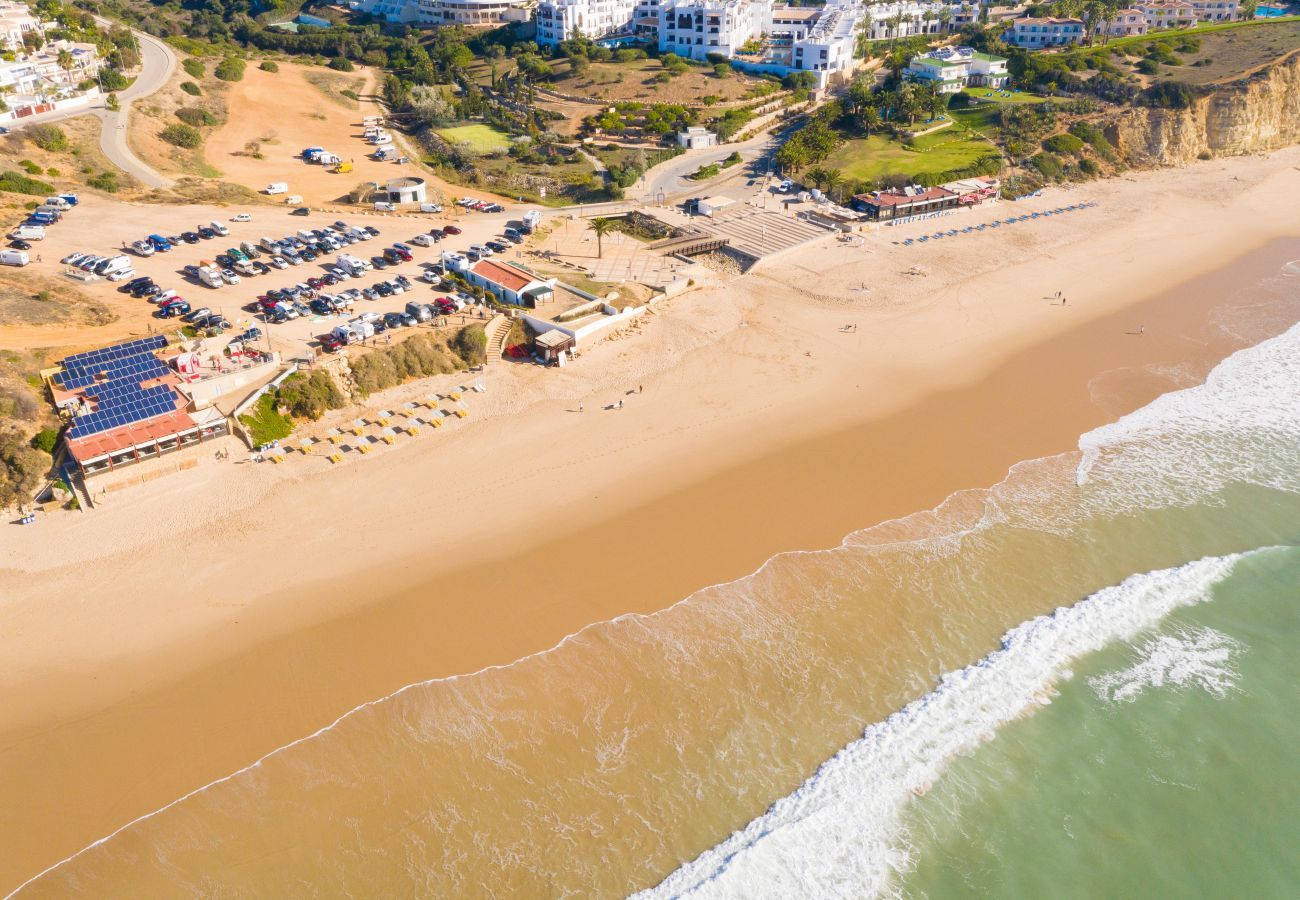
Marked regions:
[2,151,1298,892]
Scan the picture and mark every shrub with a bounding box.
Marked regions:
[713,62,731,78]
[182,58,205,79]
[88,171,120,193]
[1136,58,1159,76]
[452,324,487,367]
[30,428,59,454]
[259,60,279,73]
[175,106,220,127]
[615,49,646,63]
[28,124,68,152]
[99,68,129,91]
[328,56,354,72]
[0,170,54,195]
[46,167,59,177]
[341,89,359,101]
[0,430,50,508]
[1143,81,1202,109]
[1028,152,1063,179]
[1068,121,1115,160]
[948,92,972,109]
[214,57,247,82]
[1043,133,1084,155]
[275,371,345,420]
[179,81,202,96]
[160,123,203,149]
[1079,157,1100,176]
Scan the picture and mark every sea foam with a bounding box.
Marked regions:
[1089,626,1243,704]
[635,553,1251,900]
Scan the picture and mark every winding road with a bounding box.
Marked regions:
[11,21,175,189]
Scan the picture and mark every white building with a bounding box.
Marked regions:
[536,0,639,44]
[0,1,41,53]
[906,45,1007,93]
[677,125,718,148]
[862,2,978,41]
[1006,17,1085,47]
[658,0,769,60]
[351,0,531,26]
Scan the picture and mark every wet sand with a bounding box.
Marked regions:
[1,152,1298,893]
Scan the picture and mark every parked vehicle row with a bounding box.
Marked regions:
[457,197,504,214]
[4,194,79,266]
[61,251,135,281]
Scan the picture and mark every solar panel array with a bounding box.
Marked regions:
[68,384,178,438]
[58,336,179,439]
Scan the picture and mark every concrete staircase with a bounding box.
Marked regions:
[484,313,509,364]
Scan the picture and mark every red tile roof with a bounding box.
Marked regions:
[65,408,196,461]
[471,259,537,293]
[856,186,956,207]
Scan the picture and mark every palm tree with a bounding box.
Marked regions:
[860,105,883,136]
[804,166,830,190]
[588,217,614,258]
[56,48,75,85]
[822,168,844,203]
[939,8,953,33]
[922,10,936,34]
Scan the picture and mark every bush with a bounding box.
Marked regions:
[713,62,731,78]
[1143,81,1202,110]
[615,48,646,63]
[0,170,54,195]
[341,89,359,101]
[259,60,279,73]
[328,56,354,72]
[88,171,120,193]
[214,57,247,82]
[1043,133,1084,155]
[28,124,67,152]
[175,107,220,127]
[30,428,59,454]
[948,92,972,109]
[160,123,203,149]
[1079,157,1100,176]
[179,81,202,96]
[99,67,130,91]
[18,160,41,174]
[1028,152,1063,179]
[275,371,345,420]
[46,167,59,177]
[182,58,205,79]
[0,430,50,509]
[1136,58,1160,76]
[452,324,487,367]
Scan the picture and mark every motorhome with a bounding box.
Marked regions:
[94,255,132,276]
[265,182,289,195]
[10,224,45,240]
[0,248,30,266]
[198,266,223,288]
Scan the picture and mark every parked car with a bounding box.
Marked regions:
[363,225,380,237]
[392,242,414,258]
[220,268,240,285]
[231,212,253,222]
[469,244,492,258]
[181,232,200,244]
[486,240,508,254]
[443,225,462,236]
[236,327,261,343]
[371,255,389,270]
[183,306,212,322]
[319,333,343,352]
[198,226,216,240]
[8,239,30,250]
[382,248,403,264]
[375,281,393,297]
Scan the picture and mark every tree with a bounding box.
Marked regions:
[588,217,614,258]
[822,168,844,202]
[105,92,119,112]
[860,105,882,136]
[56,48,75,83]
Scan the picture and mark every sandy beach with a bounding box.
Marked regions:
[1,148,1298,893]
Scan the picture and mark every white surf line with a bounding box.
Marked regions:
[6,450,1053,897]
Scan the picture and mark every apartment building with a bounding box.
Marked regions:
[351,0,531,25]
[906,45,1008,93]
[862,2,982,41]
[1105,8,1149,35]
[1006,16,1085,47]
[536,0,638,43]
[657,0,769,60]
[1134,0,1198,28]
[1191,0,1238,22]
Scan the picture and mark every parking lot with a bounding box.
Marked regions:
[20,194,540,357]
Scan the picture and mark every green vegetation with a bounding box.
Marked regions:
[30,428,58,454]
[87,171,121,193]
[160,123,203,149]
[689,162,720,180]
[175,107,220,127]
[239,392,293,445]
[275,371,346,420]
[0,430,49,509]
[27,125,68,153]
[434,124,512,154]
[328,56,354,72]
[179,81,201,96]
[350,331,475,397]
[1043,132,1085,154]
[0,170,55,196]
[259,60,279,73]
[182,57,205,79]
[214,56,246,82]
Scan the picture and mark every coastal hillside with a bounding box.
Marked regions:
[1109,51,1300,165]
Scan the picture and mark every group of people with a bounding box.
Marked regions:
[576,385,643,413]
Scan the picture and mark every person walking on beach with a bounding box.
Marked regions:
[579,402,584,413]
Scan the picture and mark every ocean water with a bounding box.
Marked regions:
[10,265,1300,897]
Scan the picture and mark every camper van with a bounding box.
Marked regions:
[94,255,132,276]
[0,248,30,267]
[209,220,230,237]
[284,195,303,206]
[265,182,289,195]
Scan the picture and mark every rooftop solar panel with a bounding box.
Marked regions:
[68,384,179,438]
[60,335,166,369]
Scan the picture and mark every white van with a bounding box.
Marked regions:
[106,267,136,282]
[284,195,303,205]
[96,255,132,276]
[209,220,230,237]
[43,196,71,210]
[10,224,45,240]
[0,248,30,266]
[419,203,444,214]
[265,182,289,195]
[373,201,395,212]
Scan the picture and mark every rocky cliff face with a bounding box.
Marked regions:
[1107,52,1300,167]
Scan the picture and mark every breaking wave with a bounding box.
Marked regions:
[1089,627,1243,704]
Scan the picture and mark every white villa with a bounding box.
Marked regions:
[536,0,638,44]
[1006,16,1086,47]
[906,45,1007,93]
[0,0,41,52]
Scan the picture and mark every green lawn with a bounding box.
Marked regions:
[435,124,512,155]
[962,87,1048,104]
[826,116,999,183]
[1091,15,1300,52]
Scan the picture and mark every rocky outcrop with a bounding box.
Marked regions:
[1107,52,1300,166]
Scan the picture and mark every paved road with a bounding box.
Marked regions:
[636,128,783,204]
[10,21,175,189]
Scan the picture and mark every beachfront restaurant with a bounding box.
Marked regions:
[851,185,959,222]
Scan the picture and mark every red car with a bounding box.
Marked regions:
[319,333,343,352]
[442,225,462,236]
[306,276,326,290]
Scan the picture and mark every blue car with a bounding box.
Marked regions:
[148,234,172,252]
